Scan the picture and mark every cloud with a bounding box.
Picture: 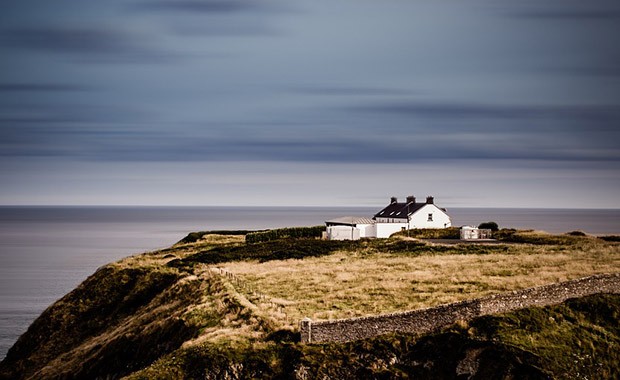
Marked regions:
[134,0,271,13]
[2,117,617,164]
[0,27,177,63]
[510,10,620,20]
[0,83,90,92]
[289,85,414,97]
[131,0,293,37]
[347,101,620,126]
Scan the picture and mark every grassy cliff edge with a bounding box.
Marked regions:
[0,229,618,379]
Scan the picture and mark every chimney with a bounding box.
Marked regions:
[406,195,416,204]
[426,196,434,204]
[390,196,398,204]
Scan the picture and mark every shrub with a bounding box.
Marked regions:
[392,227,461,239]
[171,239,350,266]
[599,235,620,242]
[245,226,325,244]
[566,231,586,236]
[177,230,254,244]
[478,222,499,231]
[494,229,581,245]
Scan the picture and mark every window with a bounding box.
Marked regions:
[427,213,433,221]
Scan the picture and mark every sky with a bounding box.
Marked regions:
[1,0,619,208]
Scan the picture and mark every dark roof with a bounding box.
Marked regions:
[373,202,426,219]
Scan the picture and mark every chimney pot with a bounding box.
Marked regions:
[406,196,416,204]
[390,196,398,204]
[426,196,434,204]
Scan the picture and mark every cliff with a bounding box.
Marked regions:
[0,230,618,379]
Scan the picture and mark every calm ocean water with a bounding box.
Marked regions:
[1,206,619,359]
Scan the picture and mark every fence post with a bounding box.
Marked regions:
[300,318,312,343]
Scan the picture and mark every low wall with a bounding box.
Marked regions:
[300,273,620,344]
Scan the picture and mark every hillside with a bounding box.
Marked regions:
[0,229,619,379]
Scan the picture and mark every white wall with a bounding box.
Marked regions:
[375,222,407,238]
[409,204,452,229]
[327,225,360,240]
[357,223,374,238]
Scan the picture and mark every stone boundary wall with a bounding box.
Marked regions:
[300,273,620,344]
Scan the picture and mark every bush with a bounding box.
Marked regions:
[478,222,499,231]
[566,231,586,236]
[599,235,620,242]
[392,227,461,239]
[494,229,581,245]
[245,226,325,244]
[172,239,350,266]
[177,230,254,244]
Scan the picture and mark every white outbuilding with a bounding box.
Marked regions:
[460,226,492,240]
[325,216,375,240]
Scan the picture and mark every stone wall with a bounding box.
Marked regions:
[300,273,620,344]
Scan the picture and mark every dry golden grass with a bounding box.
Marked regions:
[222,240,620,328]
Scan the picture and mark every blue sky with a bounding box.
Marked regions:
[1,0,619,208]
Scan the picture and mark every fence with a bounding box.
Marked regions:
[300,273,620,343]
[212,267,290,322]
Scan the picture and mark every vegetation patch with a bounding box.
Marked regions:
[128,295,619,379]
[0,265,195,380]
[599,235,620,242]
[172,238,351,267]
[494,229,586,245]
[177,230,254,245]
[466,294,620,379]
[245,226,326,244]
[392,227,461,239]
[478,221,500,231]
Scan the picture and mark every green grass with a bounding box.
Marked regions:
[494,229,588,245]
[466,294,620,379]
[170,238,352,267]
[392,227,461,239]
[127,294,620,379]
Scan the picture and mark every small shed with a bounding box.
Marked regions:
[460,226,492,240]
[325,216,375,240]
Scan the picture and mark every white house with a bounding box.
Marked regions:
[372,196,452,238]
[325,195,452,240]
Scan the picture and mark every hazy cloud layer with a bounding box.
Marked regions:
[0,27,177,63]
[1,0,619,207]
[133,0,284,14]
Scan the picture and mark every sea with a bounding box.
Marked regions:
[1,206,619,360]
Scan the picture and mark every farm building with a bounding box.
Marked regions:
[460,226,493,240]
[325,195,452,240]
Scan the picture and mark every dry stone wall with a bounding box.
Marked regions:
[300,273,620,344]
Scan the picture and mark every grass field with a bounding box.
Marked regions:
[171,231,620,331]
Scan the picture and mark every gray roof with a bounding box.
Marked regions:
[325,216,375,226]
